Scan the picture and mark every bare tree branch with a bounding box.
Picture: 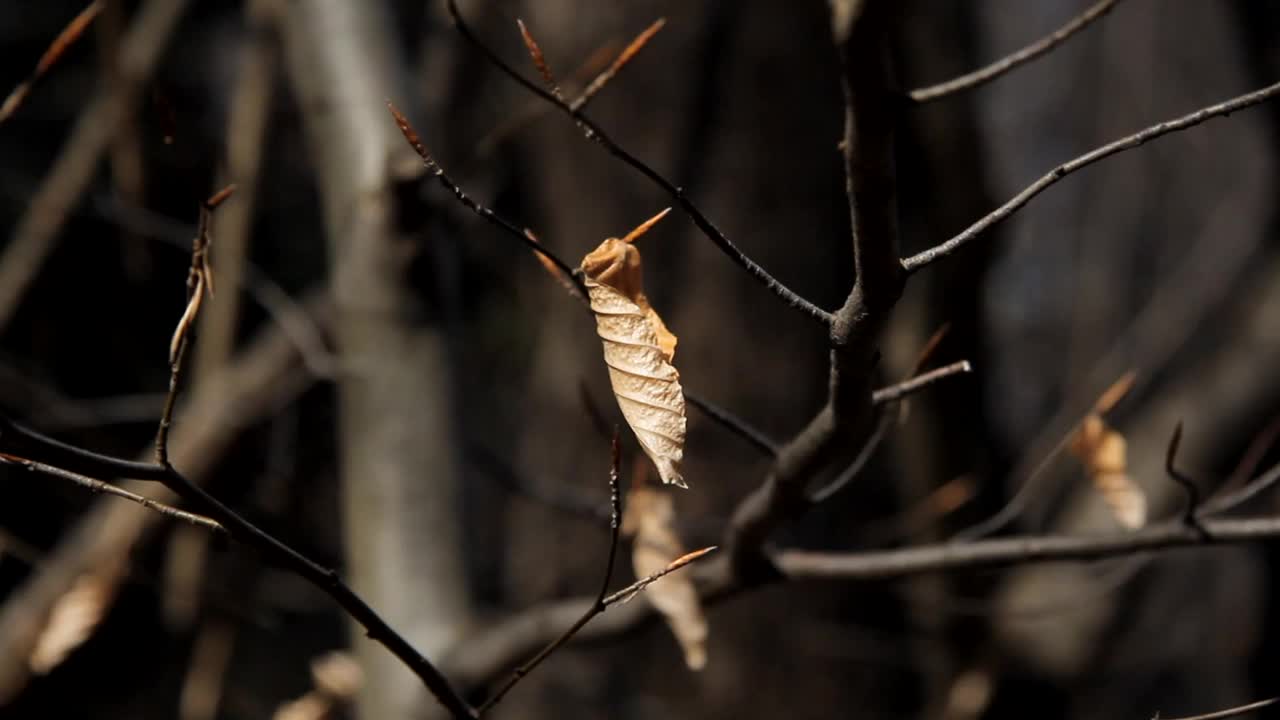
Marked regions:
[444,0,833,325]
[903,78,1280,271]
[0,454,224,532]
[909,0,1124,102]
[871,360,972,405]
[1154,697,1280,720]
[476,433,624,714]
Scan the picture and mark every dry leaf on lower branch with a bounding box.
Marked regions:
[581,209,687,488]
[622,485,707,670]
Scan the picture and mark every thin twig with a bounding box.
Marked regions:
[157,188,235,466]
[0,411,477,719]
[0,1,103,124]
[603,546,717,606]
[903,78,1280,271]
[685,392,779,457]
[467,444,610,524]
[807,409,890,504]
[1164,421,1209,538]
[1153,697,1280,720]
[872,360,972,405]
[386,102,587,296]
[476,433,625,714]
[0,453,223,532]
[445,2,832,325]
[909,0,1124,102]
[775,514,1280,580]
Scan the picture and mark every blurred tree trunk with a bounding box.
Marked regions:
[281,3,470,719]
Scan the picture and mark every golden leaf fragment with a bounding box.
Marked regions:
[622,486,708,670]
[581,209,686,488]
[1070,414,1146,529]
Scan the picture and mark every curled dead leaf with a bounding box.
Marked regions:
[1070,414,1146,529]
[622,485,707,670]
[581,209,687,488]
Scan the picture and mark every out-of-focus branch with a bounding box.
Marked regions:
[1155,697,1280,720]
[903,78,1280,271]
[774,515,1280,580]
[0,1,102,124]
[445,507,1280,690]
[0,0,192,332]
[908,0,1124,102]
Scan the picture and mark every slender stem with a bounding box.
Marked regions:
[904,79,1280,271]
[776,515,1280,580]
[386,102,587,296]
[0,453,223,532]
[685,391,779,457]
[871,360,972,405]
[477,434,624,715]
[909,0,1124,102]
[1155,697,1280,720]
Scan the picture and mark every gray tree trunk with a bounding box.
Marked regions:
[281,4,471,719]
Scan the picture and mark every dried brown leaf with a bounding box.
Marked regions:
[582,210,686,488]
[1070,414,1146,529]
[622,486,708,670]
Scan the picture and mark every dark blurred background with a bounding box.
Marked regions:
[1,0,1279,718]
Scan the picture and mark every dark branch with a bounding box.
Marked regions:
[775,514,1280,580]
[0,453,223,532]
[909,0,1124,102]
[444,1,832,325]
[475,432,625,714]
[685,391,779,457]
[904,78,1280,271]
[1165,421,1209,538]
[871,360,972,405]
[386,102,587,297]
